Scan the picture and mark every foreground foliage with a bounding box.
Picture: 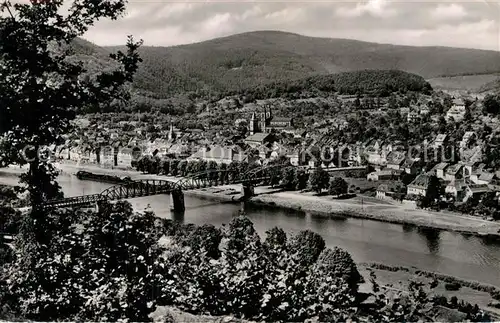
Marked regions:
[0,201,492,321]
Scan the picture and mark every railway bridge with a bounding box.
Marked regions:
[43,165,301,212]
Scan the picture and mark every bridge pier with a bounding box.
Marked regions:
[170,190,185,213]
[241,184,254,200]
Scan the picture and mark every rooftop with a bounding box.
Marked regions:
[478,172,494,182]
[408,174,432,188]
[432,162,449,171]
[446,164,463,175]
[190,145,248,162]
[374,169,403,176]
[245,133,272,143]
[386,151,406,165]
[462,132,475,140]
[467,184,489,193]
[271,117,292,123]
[435,134,447,142]
[446,179,467,189]
[377,182,403,193]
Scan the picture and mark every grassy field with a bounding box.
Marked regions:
[427,74,500,93]
[359,264,500,318]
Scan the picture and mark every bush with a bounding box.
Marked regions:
[445,282,462,291]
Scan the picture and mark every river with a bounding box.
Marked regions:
[1,170,500,287]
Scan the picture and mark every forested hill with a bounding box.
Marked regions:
[230,70,433,100]
[77,30,500,97]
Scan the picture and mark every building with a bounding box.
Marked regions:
[460,132,476,149]
[445,163,464,182]
[386,151,406,171]
[407,111,420,123]
[269,117,293,131]
[116,147,134,168]
[431,162,449,180]
[248,105,293,135]
[463,184,490,202]
[367,169,402,181]
[445,179,467,201]
[446,99,466,122]
[419,106,430,115]
[464,162,484,179]
[376,182,405,200]
[244,132,274,149]
[99,146,115,167]
[407,174,433,197]
[403,159,419,175]
[471,171,494,185]
[433,134,448,148]
[187,145,249,164]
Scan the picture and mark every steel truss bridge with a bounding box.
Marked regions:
[43,165,305,209]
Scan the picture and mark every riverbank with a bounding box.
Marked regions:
[2,163,500,237]
[185,186,500,238]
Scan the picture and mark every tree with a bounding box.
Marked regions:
[2,201,163,321]
[178,160,188,177]
[426,175,442,202]
[281,167,296,190]
[288,230,326,267]
[161,158,171,175]
[308,167,330,194]
[313,246,362,292]
[483,94,500,115]
[294,169,309,191]
[169,159,180,176]
[0,0,141,244]
[329,177,348,196]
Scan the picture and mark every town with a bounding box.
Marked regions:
[52,90,500,222]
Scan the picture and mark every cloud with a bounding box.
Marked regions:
[431,3,467,20]
[336,0,397,18]
[82,1,500,51]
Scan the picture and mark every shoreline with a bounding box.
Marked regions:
[2,163,500,238]
[185,188,500,239]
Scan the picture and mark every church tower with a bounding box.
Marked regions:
[168,124,174,141]
[261,107,267,133]
[266,104,272,120]
[250,112,257,135]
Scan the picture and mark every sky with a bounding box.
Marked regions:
[83,0,500,51]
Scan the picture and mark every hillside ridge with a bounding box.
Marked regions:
[77,30,500,97]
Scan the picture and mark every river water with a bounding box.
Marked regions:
[1,171,500,287]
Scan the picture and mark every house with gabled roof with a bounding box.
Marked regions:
[431,162,449,180]
[407,174,434,197]
[433,134,448,148]
[367,169,402,181]
[471,171,495,185]
[463,184,490,202]
[244,133,274,148]
[445,163,464,182]
[386,151,406,171]
[460,131,476,149]
[376,182,406,200]
[445,179,468,201]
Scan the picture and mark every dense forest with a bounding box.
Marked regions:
[73,31,500,98]
[228,70,433,101]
